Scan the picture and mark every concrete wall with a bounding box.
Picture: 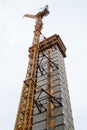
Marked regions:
[32,45,74,130]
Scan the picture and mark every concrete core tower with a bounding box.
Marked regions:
[32,34,75,130]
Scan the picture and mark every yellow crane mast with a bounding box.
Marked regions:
[14,5,49,130]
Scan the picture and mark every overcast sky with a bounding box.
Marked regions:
[0,0,87,130]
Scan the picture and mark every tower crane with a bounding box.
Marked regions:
[14,5,49,130]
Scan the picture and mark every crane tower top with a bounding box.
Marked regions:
[23,5,49,46]
[23,5,49,19]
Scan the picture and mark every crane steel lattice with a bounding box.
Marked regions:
[14,5,52,130]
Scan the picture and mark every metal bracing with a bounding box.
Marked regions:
[34,99,47,113]
[24,78,62,114]
[38,64,48,76]
[37,51,59,76]
[42,52,59,69]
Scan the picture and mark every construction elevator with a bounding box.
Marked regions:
[14,6,75,130]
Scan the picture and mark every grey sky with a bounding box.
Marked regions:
[0,0,87,130]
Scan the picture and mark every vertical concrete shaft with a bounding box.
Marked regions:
[32,34,75,130]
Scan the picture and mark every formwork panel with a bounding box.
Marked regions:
[32,120,46,130]
[33,112,46,124]
[54,114,64,126]
[55,124,65,130]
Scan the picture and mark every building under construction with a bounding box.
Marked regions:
[14,6,74,130]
